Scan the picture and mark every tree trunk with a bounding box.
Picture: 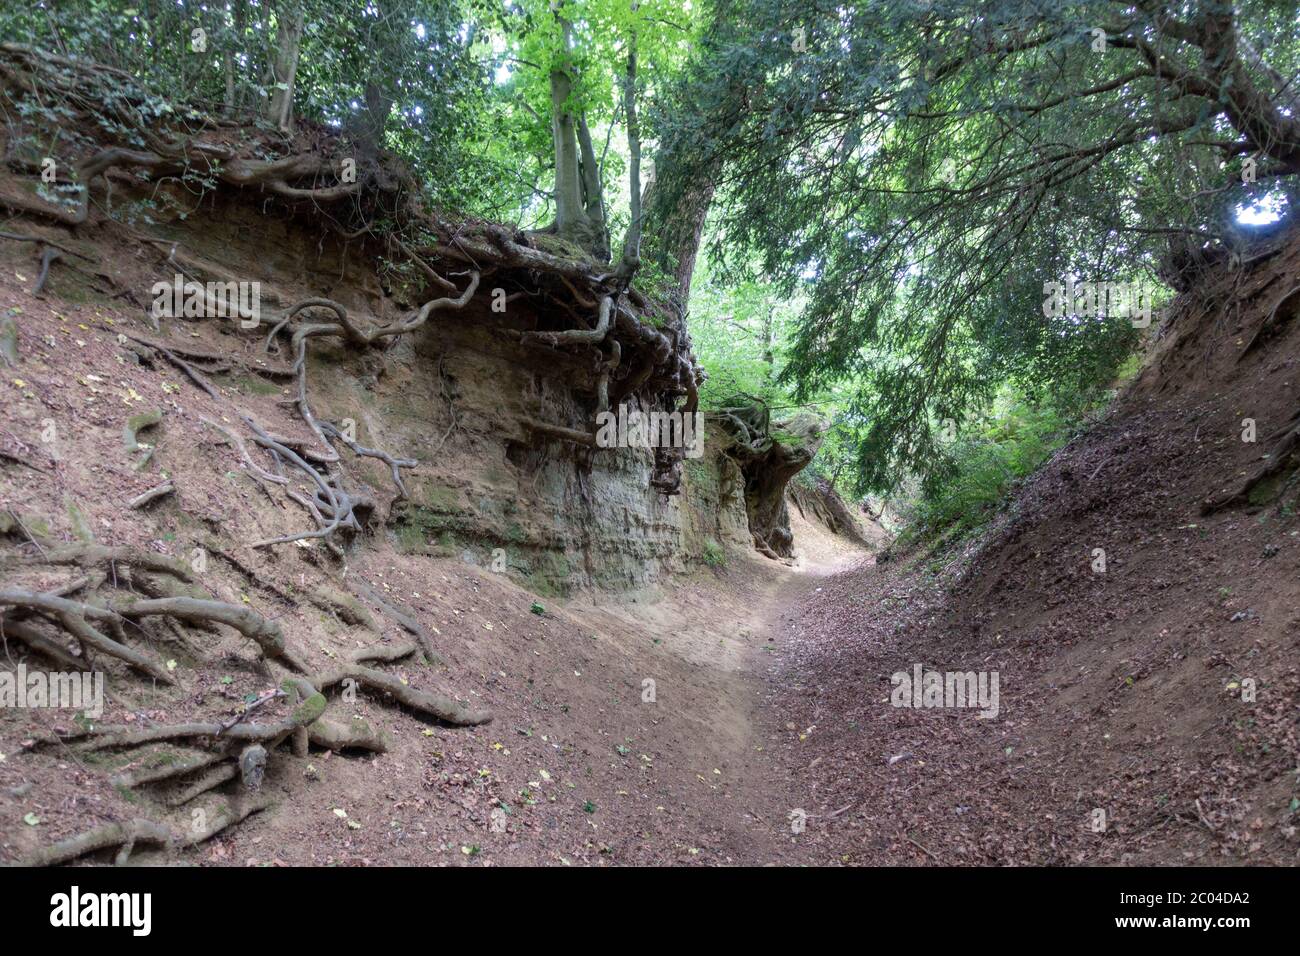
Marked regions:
[577,115,609,261]
[225,0,248,115]
[642,173,716,310]
[346,76,393,153]
[549,18,585,242]
[547,14,608,258]
[761,304,774,382]
[715,405,824,558]
[264,2,304,131]
[223,49,235,117]
[616,23,643,280]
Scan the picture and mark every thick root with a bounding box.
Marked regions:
[1202,425,1300,513]
[25,818,175,867]
[179,793,274,846]
[0,589,175,685]
[308,713,390,752]
[3,543,196,582]
[164,763,239,807]
[315,663,491,726]
[110,748,226,789]
[110,596,309,672]
[350,580,443,665]
[348,638,418,665]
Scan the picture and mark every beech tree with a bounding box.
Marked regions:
[497,0,699,265]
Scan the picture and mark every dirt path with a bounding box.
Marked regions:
[571,517,869,864]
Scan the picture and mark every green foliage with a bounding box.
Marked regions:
[690,250,795,408]
[492,0,704,238]
[893,388,1091,547]
[15,0,1295,526]
[0,0,516,215]
[658,0,1299,495]
[701,538,725,567]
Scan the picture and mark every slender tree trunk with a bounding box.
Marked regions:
[577,115,609,260]
[616,21,643,280]
[360,78,393,146]
[222,47,236,116]
[550,17,583,238]
[548,14,609,257]
[761,304,775,383]
[226,0,248,114]
[264,1,304,131]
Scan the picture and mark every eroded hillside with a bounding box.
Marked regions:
[769,232,1300,865]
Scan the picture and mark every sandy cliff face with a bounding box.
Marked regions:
[2,174,756,597]
[361,311,755,595]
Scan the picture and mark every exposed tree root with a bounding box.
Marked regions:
[25,818,174,867]
[238,744,268,791]
[41,685,325,751]
[1238,283,1300,360]
[521,417,599,447]
[110,596,308,672]
[197,415,288,488]
[314,663,491,726]
[350,580,444,666]
[4,542,197,582]
[0,616,86,671]
[712,402,824,557]
[110,748,225,790]
[127,481,174,509]
[0,40,677,860]
[179,793,275,845]
[349,637,418,665]
[0,616,137,708]
[321,421,416,501]
[0,589,175,684]
[164,762,239,807]
[308,713,390,752]
[0,311,17,367]
[1201,423,1300,513]
[31,244,59,295]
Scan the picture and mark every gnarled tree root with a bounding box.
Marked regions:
[110,748,225,790]
[26,793,277,866]
[2,543,196,582]
[314,663,490,726]
[308,713,390,752]
[0,589,175,685]
[25,818,175,867]
[350,580,443,666]
[110,596,308,672]
[179,793,275,846]
[349,637,418,664]
[164,763,240,807]
[35,683,325,750]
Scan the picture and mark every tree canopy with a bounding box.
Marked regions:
[655,0,1300,493]
[5,0,1297,500]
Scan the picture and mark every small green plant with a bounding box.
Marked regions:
[701,538,725,567]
